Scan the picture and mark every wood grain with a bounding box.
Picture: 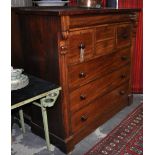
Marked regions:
[11,7,139,153]
[68,47,131,90]
[70,65,130,113]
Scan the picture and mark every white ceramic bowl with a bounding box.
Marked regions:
[11,69,23,80]
[33,1,69,6]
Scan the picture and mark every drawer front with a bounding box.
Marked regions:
[71,83,129,133]
[95,38,115,56]
[70,65,130,113]
[96,25,115,42]
[68,47,131,90]
[68,29,94,64]
[117,24,131,48]
[69,14,132,29]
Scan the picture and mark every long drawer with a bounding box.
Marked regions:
[69,14,133,29]
[71,83,129,133]
[68,47,130,90]
[70,65,130,113]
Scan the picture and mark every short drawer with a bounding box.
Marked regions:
[68,47,131,90]
[95,38,115,56]
[70,65,130,113]
[96,25,115,42]
[68,29,94,64]
[117,24,131,48]
[71,83,129,133]
[95,25,115,56]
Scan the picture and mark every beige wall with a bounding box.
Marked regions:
[11,0,32,7]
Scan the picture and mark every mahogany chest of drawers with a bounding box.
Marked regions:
[12,7,139,153]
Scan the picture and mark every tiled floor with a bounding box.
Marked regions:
[11,94,143,155]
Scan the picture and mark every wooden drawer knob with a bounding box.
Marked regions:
[79,72,86,78]
[81,115,88,121]
[79,43,85,62]
[120,90,125,95]
[122,33,128,39]
[80,95,86,100]
[79,42,85,49]
[121,56,128,61]
[121,74,126,78]
[60,46,67,50]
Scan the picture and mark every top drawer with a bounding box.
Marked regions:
[69,14,133,29]
[67,29,94,64]
[116,24,131,48]
[96,25,115,41]
[95,25,115,56]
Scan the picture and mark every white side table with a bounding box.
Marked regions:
[11,75,61,151]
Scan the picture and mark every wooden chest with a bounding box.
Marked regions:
[12,7,139,153]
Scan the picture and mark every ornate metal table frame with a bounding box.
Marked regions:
[11,87,61,151]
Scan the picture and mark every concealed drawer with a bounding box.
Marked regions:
[71,83,129,133]
[117,24,131,48]
[69,14,133,29]
[70,65,130,113]
[68,47,131,90]
[68,29,94,64]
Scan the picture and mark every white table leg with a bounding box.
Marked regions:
[19,109,25,133]
[41,106,53,151]
[32,88,61,151]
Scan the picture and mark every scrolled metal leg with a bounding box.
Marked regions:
[19,109,25,133]
[41,105,55,151]
[33,87,61,151]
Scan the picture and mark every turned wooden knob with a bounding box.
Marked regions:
[121,56,128,61]
[122,33,128,39]
[79,72,86,78]
[79,42,85,49]
[80,95,86,100]
[120,90,125,95]
[81,115,88,121]
[121,74,126,78]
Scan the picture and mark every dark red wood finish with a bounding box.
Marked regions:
[119,0,143,93]
[11,7,139,153]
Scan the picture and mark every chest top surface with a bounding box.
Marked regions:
[12,6,140,16]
